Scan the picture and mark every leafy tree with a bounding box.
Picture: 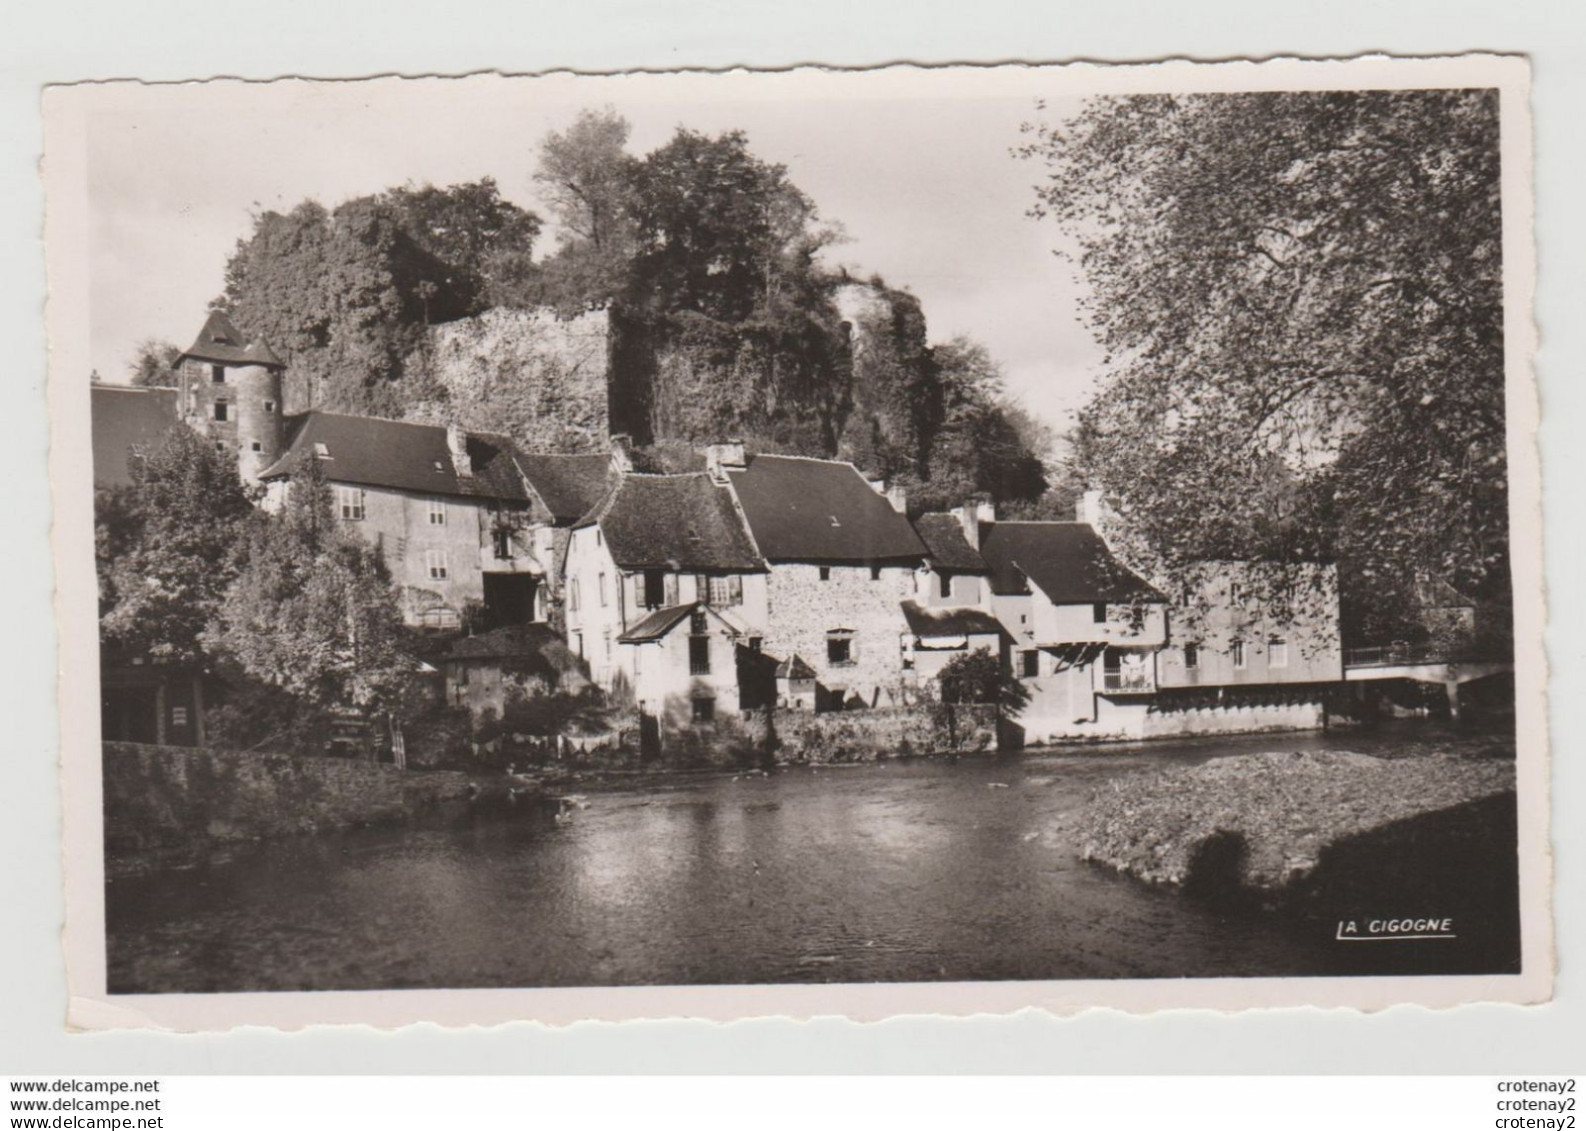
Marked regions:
[96,426,258,662]
[204,458,419,719]
[907,335,1049,511]
[933,647,1030,754]
[532,107,640,309]
[1019,90,1506,642]
[219,182,540,413]
[383,178,541,313]
[126,339,181,387]
[627,128,828,323]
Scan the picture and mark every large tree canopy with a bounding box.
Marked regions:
[219,179,541,414]
[1019,90,1507,640]
[96,427,258,663]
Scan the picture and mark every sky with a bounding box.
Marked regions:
[83,71,1100,434]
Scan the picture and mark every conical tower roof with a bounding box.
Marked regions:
[175,310,283,368]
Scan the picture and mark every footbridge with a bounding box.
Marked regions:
[1343,644,1512,720]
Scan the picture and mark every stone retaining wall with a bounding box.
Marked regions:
[102,742,478,856]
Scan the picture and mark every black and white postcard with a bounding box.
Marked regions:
[45,56,1549,1029]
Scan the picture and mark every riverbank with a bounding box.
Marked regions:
[1075,744,1516,895]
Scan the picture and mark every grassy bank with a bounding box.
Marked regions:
[1076,748,1515,893]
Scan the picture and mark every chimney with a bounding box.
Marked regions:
[704,440,746,484]
[447,424,473,478]
[953,500,995,550]
[609,433,634,475]
[1079,489,1105,528]
[885,484,908,514]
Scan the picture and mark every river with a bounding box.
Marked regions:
[105,726,1517,993]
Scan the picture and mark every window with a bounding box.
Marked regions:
[211,365,225,384]
[939,571,953,599]
[1184,642,1200,670]
[819,566,831,581]
[1229,581,1244,603]
[213,401,228,422]
[428,497,446,526]
[706,574,743,607]
[827,631,855,666]
[1270,639,1289,668]
[456,662,470,687]
[214,440,225,452]
[572,631,583,658]
[598,572,609,607]
[870,565,882,581]
[568,578,581,613]
[1022,649,1040,678]
[689,613,711,675]
[692,697,716,723]
[493,529,512,559]
[664,573,680,606]
[313,441,330,458]
[426,550,449,581]
[639,569,666,609]
[1093,602,1108,624]
[264,400,275,414]
[249,441,262,452]
[336,486,364,521]
[603,629,613,662]
[1231,640,1247,669]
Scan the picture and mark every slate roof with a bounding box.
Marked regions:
[516,453,613,524]
[899,600,1004,639]
[725,454,927,564]
[582,473,765,572]
[618,603,700,643]
[90,385,182,488]
[775,654,816,680]
[978,522,1166,604]
[261,412,531,501]
[176,310,284,369]
[913,513,988,573]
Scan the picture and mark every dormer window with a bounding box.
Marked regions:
[313,441,330,458]
[433,460,445,473]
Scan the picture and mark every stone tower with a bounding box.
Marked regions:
[173,311,285,485]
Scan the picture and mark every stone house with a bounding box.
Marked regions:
[721,449,929,711]
[260,412,549,631]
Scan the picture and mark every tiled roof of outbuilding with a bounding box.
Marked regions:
[978,522,1165,604]
[90,385,182,488]
[582,473,765,572]
[261,412,531,501]
[176,310,283,369]
[725,454,926,563]
[440,624,590,687]
[899,600,1004,639]
[516,453,613,523]
[913,513,988,573]
[617,603,698,643]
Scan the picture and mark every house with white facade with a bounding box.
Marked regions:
[900,509,1004,682]
[562,463,768,734]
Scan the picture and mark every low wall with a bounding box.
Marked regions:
[102,742,480,857]
[751,704,999,763]
[1020,693,1327,747]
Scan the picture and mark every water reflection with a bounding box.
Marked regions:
[105,726,1512,993]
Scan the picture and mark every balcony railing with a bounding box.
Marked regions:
[1102,670,1156,694]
